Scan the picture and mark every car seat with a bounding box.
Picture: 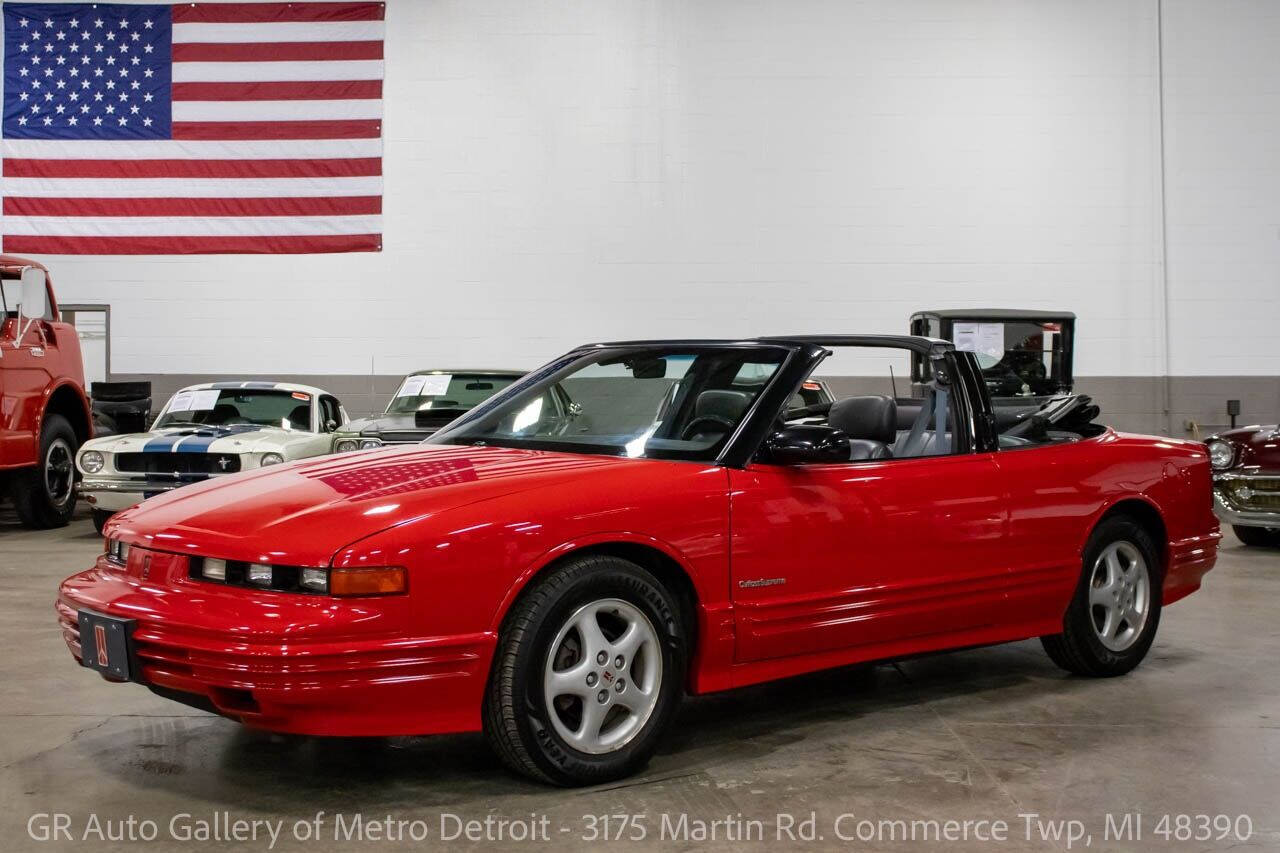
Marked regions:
[827,396,896,460]
[286,404,310,430]
[684,389,752,443]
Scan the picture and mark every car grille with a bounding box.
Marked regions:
[115,452,241,475]
[1222,477,1280,511]
[378,430,435,444]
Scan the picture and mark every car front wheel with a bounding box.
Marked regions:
[1232,524,1280,547]
[91,509,115,535]
[12,414,78,529]
[483,553,687,786]
[1041,516,1162,677]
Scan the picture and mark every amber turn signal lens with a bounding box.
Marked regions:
[328,567,406,596]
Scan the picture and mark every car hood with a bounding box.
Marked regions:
[343,411,458,437]
[107,444,636,565]
[83,424,316,456]
[1209,424,1280,470]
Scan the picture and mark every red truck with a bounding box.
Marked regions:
[0,256,92,528]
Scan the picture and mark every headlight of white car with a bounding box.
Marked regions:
[1207,440,1235,470]
[80,450,105,474]
[333,437,361,453]
[360,439,382,450]
[259,453,285,467]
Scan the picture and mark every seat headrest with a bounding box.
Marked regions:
[828,395,897,444]
[695,389,753,422]
[207,403,238,424]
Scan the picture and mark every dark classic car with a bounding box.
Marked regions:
[331,370,524,452]
[910,309,1076,403]
[1206,425,1280,546]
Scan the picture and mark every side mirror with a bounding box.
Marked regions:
[19,267,48,320]
[761,425,850,465]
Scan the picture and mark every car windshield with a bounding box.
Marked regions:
[155,388,312,431]
[427,346,790,461]
[385,373,519,415]
[951,320,1069,396]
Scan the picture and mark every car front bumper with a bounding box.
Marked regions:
[1213,475,1280,530]
[57,551,494,737]
[79,475,221,510]
[79,478,182,511]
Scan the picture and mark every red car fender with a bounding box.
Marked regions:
[1076,494,1168,559]
[483,528,736,694]
[485,529,701,637]
[1069,439,1217,604]
[35,377,93,437]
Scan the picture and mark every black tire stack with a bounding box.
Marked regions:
[90,381,151,438]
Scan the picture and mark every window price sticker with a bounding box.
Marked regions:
[397,375,451,397]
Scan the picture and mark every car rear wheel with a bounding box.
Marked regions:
[91,509,115,535]
[12,414,78,529]
[483,553,687,786]
[1041,516,1162,677]
[1231,525,1280,547]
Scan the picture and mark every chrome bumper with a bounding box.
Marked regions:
[1213,481,1280,529]
[78,478,187,494]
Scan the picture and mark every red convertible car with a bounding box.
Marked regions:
[58,336,1220,785]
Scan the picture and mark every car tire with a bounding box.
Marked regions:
[91,509,115,535]
[12,414,78,529]
[1041,516,1162,678]
[483,553,687,786]
[1231,525,1280,547]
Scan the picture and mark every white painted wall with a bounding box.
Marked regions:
[1163,0,1280,376]
[27,1,1273,380]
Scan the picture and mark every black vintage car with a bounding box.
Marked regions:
[909,309,1076,403]
[331,370,525,451]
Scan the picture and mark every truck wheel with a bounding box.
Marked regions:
[12,414,79,529]
[91,509,115,535]
[1041,516,1162,678]
[1232,525,1280,547]
[483,554,687,786]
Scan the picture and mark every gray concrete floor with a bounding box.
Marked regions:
[1,505,1277,852]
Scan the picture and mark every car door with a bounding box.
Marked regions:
[728,448,1009,663]
[0,317,53,465]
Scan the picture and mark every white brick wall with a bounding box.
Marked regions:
[25,1,1275,380]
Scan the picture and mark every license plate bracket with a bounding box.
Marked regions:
[78,610,136,681]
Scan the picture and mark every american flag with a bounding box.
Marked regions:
[1,1,383,254]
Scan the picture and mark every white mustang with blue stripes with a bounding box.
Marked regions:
[76,381,348,519]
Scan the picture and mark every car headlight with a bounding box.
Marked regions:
[106,538,130,563]
[1207,440,1235,470]
[259,453,284,467]
[189,558,403,596]
[333,437,360,453]
[359,439,382,449]
[80,450,105,474]
[201,558,227,581]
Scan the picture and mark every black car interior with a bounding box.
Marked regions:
[684,389,753,442]
[785,388,953,461]
[827,396,896,460]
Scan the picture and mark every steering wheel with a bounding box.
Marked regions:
[680,415,736,441]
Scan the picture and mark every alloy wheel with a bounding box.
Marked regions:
[1088,541,1151,652]
[543,598,663,755]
